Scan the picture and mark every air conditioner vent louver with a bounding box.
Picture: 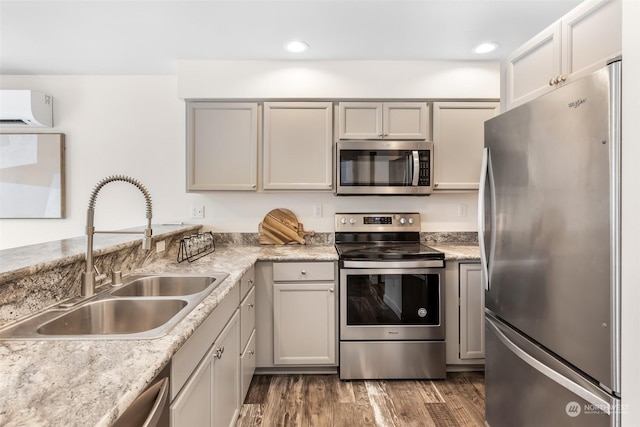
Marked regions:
[0,90,53,127]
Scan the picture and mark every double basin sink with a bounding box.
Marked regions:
[0,274,228,340]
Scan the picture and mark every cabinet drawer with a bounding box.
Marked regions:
[273,262,334,282]
[240,265,255,300]
[240,286,256,350]
[240,330,256,403]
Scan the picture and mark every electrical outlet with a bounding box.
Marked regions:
[313,205,323,218]
[191,205,205,219]
[156,239,166,253]
[457,204,467,218]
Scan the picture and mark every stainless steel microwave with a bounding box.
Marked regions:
[336,140,434,195]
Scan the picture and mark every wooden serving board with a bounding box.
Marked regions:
[258,208,315,245]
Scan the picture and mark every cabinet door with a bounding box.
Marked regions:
[338,102,429,140]
[186,102,258,191]
[212,311,241,427]
[459,263,484,360]
[338,102,383,140]
[273,282,336,365]
[263,102,333,190]
[432,102,499,191]
[562,0,621,82]
[383,102,430,140]
[171,348,214,426]
[502,22,562,110]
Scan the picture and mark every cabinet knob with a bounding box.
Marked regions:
[301,270,307,275]
[215,347,225,359]
[249,350,255,356]
[549,77,556,86]
[560,74,567,82]
[248,303,254,308]
[329,288,335,293]
[248,279,254,285]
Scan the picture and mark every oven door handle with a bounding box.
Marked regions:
[341,259,444,269]
[412,150,420,186]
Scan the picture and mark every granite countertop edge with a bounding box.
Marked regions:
[0,241,479,427]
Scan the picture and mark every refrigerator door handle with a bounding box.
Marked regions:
[478,148,493,290]
[486,315,613,415]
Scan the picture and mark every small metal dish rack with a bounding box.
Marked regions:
[177,231,215,263]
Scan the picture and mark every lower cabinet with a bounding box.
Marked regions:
[273,282,336,365]
[445,261,485,369]
[459,263,485,360]
[255,261,338,369]
[170,284,241,427]
[171,310,240,427]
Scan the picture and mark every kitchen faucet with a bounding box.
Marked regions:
[81,175,153,297]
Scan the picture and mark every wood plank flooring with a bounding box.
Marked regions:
[236,372,485,427]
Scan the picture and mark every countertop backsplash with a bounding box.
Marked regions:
[422,231,478,244]
[212,232,334,246]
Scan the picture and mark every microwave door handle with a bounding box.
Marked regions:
[412,150,420,186]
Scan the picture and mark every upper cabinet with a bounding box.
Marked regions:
[186,102,258,191]
[501,0,621,111]
[263,102,333,191]
[338,102,430,140]
[432,101,499,191]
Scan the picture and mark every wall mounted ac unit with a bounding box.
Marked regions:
[0,90,53,127]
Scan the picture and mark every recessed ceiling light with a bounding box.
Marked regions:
[284,40,309,53]
[472,42,499,54]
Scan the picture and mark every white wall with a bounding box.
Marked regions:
[621,0,640,424]
[0,62,495,250]
[178,60,500,99]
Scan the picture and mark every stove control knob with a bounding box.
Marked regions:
[399,217,406,225]
[408,218,414,225]
[340,217,347,225]
[349,217,357,225]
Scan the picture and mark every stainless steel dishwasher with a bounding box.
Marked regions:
[112,363,170,427]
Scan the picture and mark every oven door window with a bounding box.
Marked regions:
[345,272,440,325]
[339,149,416,187]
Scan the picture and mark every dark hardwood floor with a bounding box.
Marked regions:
[236,372,485,427]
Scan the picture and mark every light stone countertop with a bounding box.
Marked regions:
[0,241,478,427]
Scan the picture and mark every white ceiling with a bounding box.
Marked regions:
[0,0,583,75]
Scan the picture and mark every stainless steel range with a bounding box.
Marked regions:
[335,212,446,380]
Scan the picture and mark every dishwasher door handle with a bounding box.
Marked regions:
[143,377,169,427]
[113,376,169,427]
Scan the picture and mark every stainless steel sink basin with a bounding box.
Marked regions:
[111,275,219,297]
[0,272,229,340]
[37,299,188,336]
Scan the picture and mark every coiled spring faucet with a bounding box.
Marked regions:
[82,175,153,297]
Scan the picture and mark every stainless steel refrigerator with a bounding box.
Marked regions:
[480,58,621,427]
